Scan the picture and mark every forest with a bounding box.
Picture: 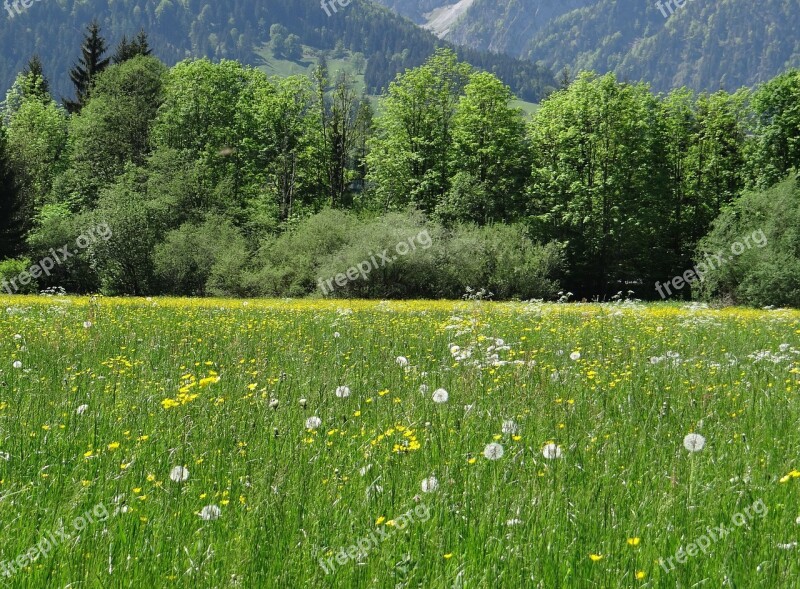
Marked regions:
[1,24,799,305]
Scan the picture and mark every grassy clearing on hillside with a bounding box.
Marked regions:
[0,297,799,588]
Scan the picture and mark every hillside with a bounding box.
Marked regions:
[375,0,800,92]
[0,0,555,103]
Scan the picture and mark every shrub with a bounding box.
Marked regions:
[0,257,38,294]
[695,174,800,306]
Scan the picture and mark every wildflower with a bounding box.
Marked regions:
[570,351,581,361]
[333,332,340,338]
[683,433,706,452]
[200,504,221,520]
[170,466,189,483]
[502,420,519,435]
[506,518,523,526]
[627,537,640,546]
[12,361,22,369]
[335,386,350,398]
[483,442,504,460]
[107,442,120,451]
[432,388,449,403]
[635,571,646,580]
[76,404,89,415]
[83,321,93,329]
[421,476,439,493]
[589,554,603,562]
[269,398,279,409]
[299,398,307,408]
[305,416,322,430]
[396,356,409,367]
[542,443,563,459]
[443,553,453,559]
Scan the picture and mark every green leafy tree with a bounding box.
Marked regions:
[529,72,670,296]
[441,72,529,224]
[747,69,800,189]
[366,48,472,213]
[67,56,167,208]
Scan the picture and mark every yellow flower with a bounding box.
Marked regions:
[161,398,179,409]
[589,554,604,562]
[376,516,386,525]
[443,553,453,559]
[627,537,640,546]
[107,442,120,451]
[635,571,646,580]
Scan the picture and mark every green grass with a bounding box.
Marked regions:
[1,297,798,587]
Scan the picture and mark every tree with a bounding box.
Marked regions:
[284,34,302,60]
[22,55,49,100]
[67,56,167,208]
[64,20,111,114]
[366,48,472,213]
[529,72,671,297]
[0,128,24,259]
[747,69,800,189]
[441,72,529,224]
[352,52,366,75]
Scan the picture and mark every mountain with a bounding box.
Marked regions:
[375,0,800,92]
[0,0,555,103]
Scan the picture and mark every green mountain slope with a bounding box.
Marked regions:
[376,0,800,92]
[0,0,555,103]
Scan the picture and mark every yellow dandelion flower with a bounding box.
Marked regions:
[627,537,640,546]
[107,442,120,451]
[635,571,646,580]
[589,554,603,562]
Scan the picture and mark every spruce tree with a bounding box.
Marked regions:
[63,20,111,113]
[22,55,50,100]
[113,29,152,64]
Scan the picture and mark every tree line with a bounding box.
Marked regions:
[1,23,799,304]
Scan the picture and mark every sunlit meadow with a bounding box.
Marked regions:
[1,295,799,588]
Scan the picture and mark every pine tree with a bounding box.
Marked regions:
[134,29,152,57]
[114,29,152,64]
[0,129,24,260]
[112,35,134,64]
[22,55,50,100]
[63,20,111,114]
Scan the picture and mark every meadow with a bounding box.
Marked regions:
[0,295,799,588]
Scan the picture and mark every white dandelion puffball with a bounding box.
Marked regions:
[421,476,439,493]
[83,321,93,329]
[335,385,350,398]
[683,433,706,452]
[12,360,22,369]
[199,504,221,520]
[569,351,581,361]
[502,420,519,435]
[432,388,449,403]
[779,343,790,352]
[170,466,190,483]
[76,404,89,415]
[305,416,322,430]
[483,442,504,460]
[333,332,341,338]
[396,356,409,367]
[542,443,563,460]
[13,334,22,340]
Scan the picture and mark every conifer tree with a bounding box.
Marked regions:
[64,20,111,113]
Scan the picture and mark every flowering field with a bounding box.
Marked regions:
[1,296,799,588]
